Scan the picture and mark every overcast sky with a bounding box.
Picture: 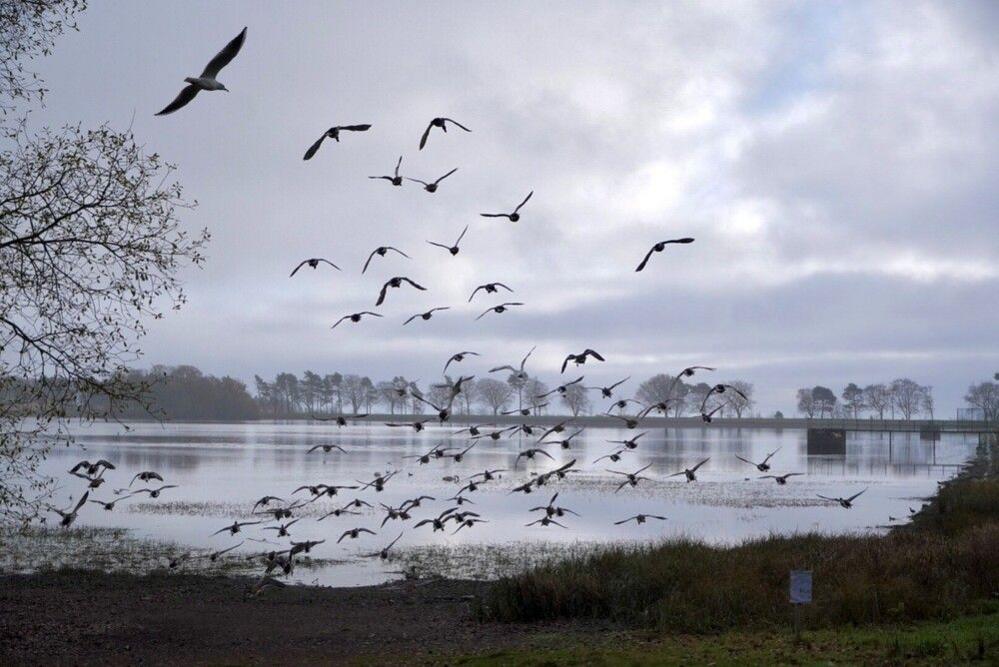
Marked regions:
[29,0,999,414]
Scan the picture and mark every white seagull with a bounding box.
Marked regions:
[156,27,247,116]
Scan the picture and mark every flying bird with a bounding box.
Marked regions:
[537,377,584,398]
[404,307,450,325]
[361,532,403,560]
[608,432,646,450]
[443,351,479,374]
[419,117,471,150]
[49,492,89,527]
[817,488,868,509]
[615,514,667,525]
[211,520,262,537]
[561,349,604,373]
[468,282,513,302]
[668,458,711,483]
[634,237,695,272]
[760,472,804,485]
[362,246,410,274]
[290,258,340,277]
[331,312,382,329]
[514,448,555,467]
[337,527,376,543]
[586,377,630,398]
[89,495,133,511]
[476,302,524,320]
[134,485,178,499]
[303,124,372,160]
[156,27,247,116]
[607,463,653,492]
[369,156,404,186]
[309,412,368,426]
[427,225,468,256]
[70,460,115,476]
[376,277,427,307]
[407,167,458,193]
[735,448,781,472]
[307,444,348,455]
[480,191,533,222]
[489,346,535,381]
[130,471,163,487]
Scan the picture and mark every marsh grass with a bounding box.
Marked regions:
[483,443,999,632]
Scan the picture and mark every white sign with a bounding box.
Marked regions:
[789,570,812,604]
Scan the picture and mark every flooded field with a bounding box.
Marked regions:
[8,421,978,587]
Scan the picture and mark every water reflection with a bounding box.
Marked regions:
[34,421,978,586]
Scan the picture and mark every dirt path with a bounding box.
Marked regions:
[0,571,597,665]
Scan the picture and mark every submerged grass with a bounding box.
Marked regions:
[482,440,999,633]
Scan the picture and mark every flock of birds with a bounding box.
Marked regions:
[48,27,872,594]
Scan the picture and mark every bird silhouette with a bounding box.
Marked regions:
[290,258,340,276]
[156,27,247,116]
[303,124,372,160]
[635,237,695,272]
[369,156,404,186]
[480,191,533,222]
[419,117,471,149]
[376,277,427,306]
[407,167,458,193]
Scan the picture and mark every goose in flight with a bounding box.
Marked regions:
[356,471,398,492]
[469,468,505,482]
[309,412,368,426]
[609,413,640,429]
[70,469,108,489]
[593,449,627,464]
[608,463,653,492]
[208,541,244,562]
[480,191,533,222]
[400,495,436,511]
[404,307,450,325]
[615,514,667,525]
[331,311,382,330]
[130,471,163,487]
[817,488,867,509]
[405,444,453,465]
[637,400,679,419]
[450,442,477,463]
[526,516,567,528]
[290,258,340,277]
[70,459,115,476]
[476,302,524,320]
[376,276,427,306]
[502,403,546,417]
[361,532,403,560]
[537,377,584,398]
[362,246,410,274]
[289,539,325,557]
[211,520,262,536]
[489,346,535,381]
[49,491,89,527]
[407,167,458,193]
[468,282,513,302]
[537,420,571,442]
[369,156,404,186]
[548,459,579,481]
[262,519,300,537]
[419,117,471,149]
[317,505,360,521]
[561,349,604,373]
[541,428,584,450]
[669,458,711,483]
[699,384,748,414]
[453,517,488,534]
[700,402,727,423]
[385,419,432,432]
[307,443,348,455]
[609,432,647,450]
[443,351,479,374]
[89,495,134,511]
[337,527,376,543]
[379,503,412,527]
[446,493,475,506]
[156,27,247,116]
[427,225,468,256]
[735,448,781,472]
[249,575,287,597]
[587,377,630,399]
[433,374,475,401]
[529,492,580,518]
[414,508,459,532]
[303,124,372,160]
[634,237,695,272]
[760,472,804,485]
[252,496,284,511]
[514,448,555,467]
[134,485,178,499]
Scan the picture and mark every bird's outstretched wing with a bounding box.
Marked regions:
[201,27,247,78]
[400,277,426,290]
[635,245,658,272]
[289,260,309,277]
[155,84,200,116]
[418,122,434,150]
[303,134,327,160]
[376,282,390,306]
[435,168,458,184]
[514,191,534,212]
[847,488,868,503]
[339,124,372,132]
[443,118,471,132]
[362,249,379,274]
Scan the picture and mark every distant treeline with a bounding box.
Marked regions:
[114,366,260,420]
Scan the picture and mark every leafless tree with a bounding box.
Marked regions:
[476,378,513,415]
[863,383,890,420]
[889,378,928,421]
[560,382,591,416]
[635,374,686,416]
[965,380,999,422]
[1,123,207,522]
[724,380,754,418]
[524,377,549,415]
[796,388,816,418]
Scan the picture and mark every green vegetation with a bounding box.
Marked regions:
[482,440,999,635]
[452,613,999,666]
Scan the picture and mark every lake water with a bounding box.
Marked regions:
[31,420,977,587]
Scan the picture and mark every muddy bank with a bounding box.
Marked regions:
[0,570,604,665]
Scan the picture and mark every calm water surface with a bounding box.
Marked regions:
[36,421,977,586]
